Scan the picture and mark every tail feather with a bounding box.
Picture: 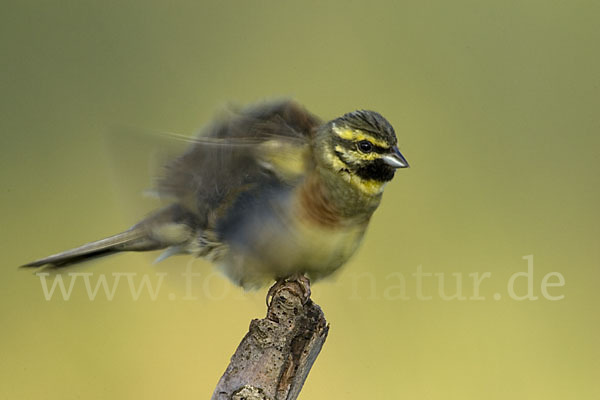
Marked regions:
[21,228,163,268]
[21,204,200,269]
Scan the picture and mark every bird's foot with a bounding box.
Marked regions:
[266,274,311,307]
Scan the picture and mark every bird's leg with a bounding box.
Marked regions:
[266,273,311,306]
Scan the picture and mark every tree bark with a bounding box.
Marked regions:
[212,279,328,400]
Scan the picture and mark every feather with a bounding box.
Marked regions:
[21,204,199,268]
[156,100,321,226]
[20,228,160,268]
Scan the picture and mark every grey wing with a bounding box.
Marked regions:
[156,100,322,229]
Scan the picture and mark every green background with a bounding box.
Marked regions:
[1,1,598,399]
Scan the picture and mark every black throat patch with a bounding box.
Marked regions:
[334,149,395,183]
[354,159,396,182]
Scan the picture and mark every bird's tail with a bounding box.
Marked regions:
[21,228,164,268]
[21,204,198,269]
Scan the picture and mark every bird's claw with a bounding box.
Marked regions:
[266,274,311,307]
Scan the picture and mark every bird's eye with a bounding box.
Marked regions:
[357,140,373,153]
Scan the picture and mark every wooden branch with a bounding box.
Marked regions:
[212,279,329,400]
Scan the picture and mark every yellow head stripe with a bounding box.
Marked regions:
[332,125,390,148]
[324,145,347,171]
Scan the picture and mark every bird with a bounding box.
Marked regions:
[22,100,409,291]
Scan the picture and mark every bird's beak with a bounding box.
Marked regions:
[382,146,409,168]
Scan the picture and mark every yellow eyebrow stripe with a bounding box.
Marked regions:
[332,125,389,148]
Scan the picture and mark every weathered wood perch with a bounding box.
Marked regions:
[212,278,329,400]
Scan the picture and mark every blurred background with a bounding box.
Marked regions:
[1,1,598,399]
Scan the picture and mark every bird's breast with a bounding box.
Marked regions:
[215,176,369,288]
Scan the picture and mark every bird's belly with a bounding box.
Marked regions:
[270,220,365,278]
[218,203,366,289]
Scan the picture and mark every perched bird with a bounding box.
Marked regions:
[22,100,409,290]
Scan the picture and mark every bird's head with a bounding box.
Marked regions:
[315,110,409,196]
